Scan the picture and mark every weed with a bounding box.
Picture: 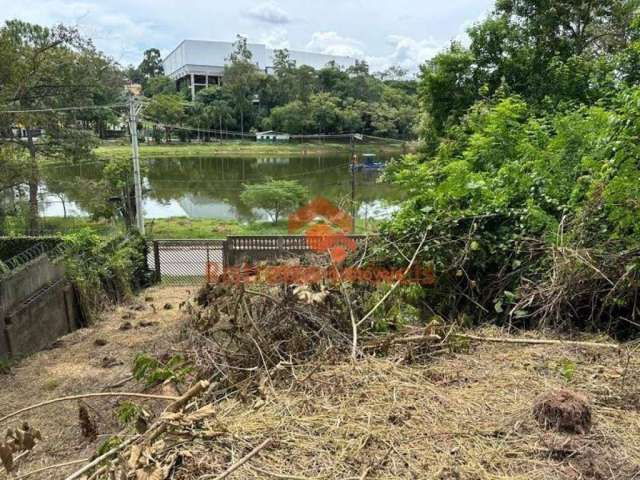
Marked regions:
[558,358,577,382]
[132,353,192,387]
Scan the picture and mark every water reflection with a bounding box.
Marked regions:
[41,154,403,222]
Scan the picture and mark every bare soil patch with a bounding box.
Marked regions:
[0,287,191,479]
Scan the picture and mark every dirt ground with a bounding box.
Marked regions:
[2,286,640,479]
[0,286,192,480]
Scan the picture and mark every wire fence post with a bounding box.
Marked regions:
[153,240,161,283]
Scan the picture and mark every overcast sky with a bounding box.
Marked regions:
[0,0,494,73]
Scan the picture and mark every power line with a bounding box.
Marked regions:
[140,119,411,144]
[0,104,127,114]
[140,119,255,138]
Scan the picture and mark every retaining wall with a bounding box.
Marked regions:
[0,255,83,359]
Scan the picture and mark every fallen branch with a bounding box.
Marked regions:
[147,380,211,444]
[0,392,180,424]
[200,438,272,480]
[250,466,316,479]
[63,435,138,480]
[103,375,135,390]
[63,380,210,480]
[455,334,620,350]
[330,257,360,360]
[13,458,90,480]
[363,334,443,350]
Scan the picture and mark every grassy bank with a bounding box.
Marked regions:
[147,216,380,239]
[13,216,380,239]
[94,141,413,160]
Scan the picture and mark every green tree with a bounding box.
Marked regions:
[0,20,118,233]
[145,94,186,142]
[263,100,310,134]
[143,75,175,97]
[308,93,342,134]
[138,48,164,79]
[240,179,308,224]
[193,86,235,139]
[418,0,640,140]
[223,36,261,134]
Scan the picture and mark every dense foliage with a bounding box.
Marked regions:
[383,0,640,336]
[139,37,418,139]
[62,230,151,320]
[0,20,124,233]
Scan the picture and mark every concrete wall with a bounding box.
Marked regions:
[0,256,65,316]
[0,256,82,360]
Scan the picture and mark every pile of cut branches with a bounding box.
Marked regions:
[182,281,371,394]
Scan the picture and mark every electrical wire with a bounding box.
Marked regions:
[0,104,127,114]
[139,119,412,143]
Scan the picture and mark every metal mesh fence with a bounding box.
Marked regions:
[149,239,225,286]
[149,236,370,286]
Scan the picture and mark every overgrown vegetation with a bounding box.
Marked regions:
[61,230,151,321]
[381,0,640,337]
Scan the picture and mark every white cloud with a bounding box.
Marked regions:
[261,27,290,49]
[245,1,291,25]
[305,31,364,57]
[0,0,164,65]
[366,35,443,73]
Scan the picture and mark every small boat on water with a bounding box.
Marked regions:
[352,153,385,171]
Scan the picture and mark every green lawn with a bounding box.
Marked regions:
[10,216,380,239]
[145,217,289,239]
[145,217,380,239]
[94,141,412,160]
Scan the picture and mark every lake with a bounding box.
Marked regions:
[40,153,404,223]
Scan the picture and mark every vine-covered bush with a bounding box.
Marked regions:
[61,230,152,321]
[381,87,640,336]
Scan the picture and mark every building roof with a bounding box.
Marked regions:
[163,39,358,79]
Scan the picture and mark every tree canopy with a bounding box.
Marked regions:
[240,179,308,224]
[383,0,640,334]
[0,20,123,233]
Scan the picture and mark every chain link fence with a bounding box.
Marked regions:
[149,240,225,286]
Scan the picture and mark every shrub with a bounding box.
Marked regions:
[381,88,640,336]
[61,230,151,321]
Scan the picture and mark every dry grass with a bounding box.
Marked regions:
[3,284,640,480]
[167,328,640,480]
[0,287,192,480]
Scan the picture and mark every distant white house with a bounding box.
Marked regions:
[256,131,290,143]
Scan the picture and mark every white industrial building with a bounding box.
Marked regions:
[163,40,357,99]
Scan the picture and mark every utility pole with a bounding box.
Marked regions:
[350,134,356,233]
[128,95,145,235]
